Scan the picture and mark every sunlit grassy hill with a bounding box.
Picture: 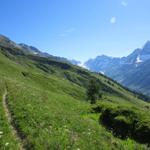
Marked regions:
[0,36,150,149]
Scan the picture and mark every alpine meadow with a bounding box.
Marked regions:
[0,35,149,150]
[1,0,150,150]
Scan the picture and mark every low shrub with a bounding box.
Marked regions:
[134,121,150,144]
[100,107,150,144]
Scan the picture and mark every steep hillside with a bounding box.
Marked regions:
[0,36,150,149]
[121,59,150,94]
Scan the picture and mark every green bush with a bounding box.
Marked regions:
[100,107,150,144]
[134,121,150,144]
[87,79,101,104]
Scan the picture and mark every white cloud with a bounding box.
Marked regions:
[121,1,128,7]
[110,17,117,24]
[59,27,76,37]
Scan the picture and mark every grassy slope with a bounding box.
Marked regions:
[0,47,149,149]
[0,80,20,150]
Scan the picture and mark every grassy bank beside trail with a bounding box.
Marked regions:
[0,80,19,150]
[92,98,150,145]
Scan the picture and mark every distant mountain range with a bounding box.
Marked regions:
[1,34,150,96]
[0,34,79,65]
[84,41,150,96]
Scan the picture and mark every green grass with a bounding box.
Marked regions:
[5,81,148,150]
[92,96,150,143]
[0,46,150,149]
[0,80,19,150]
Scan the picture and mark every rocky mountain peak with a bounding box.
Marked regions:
[0,34,21,49]
[142,41,150,55]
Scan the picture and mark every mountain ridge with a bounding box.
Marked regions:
[84,41,150,95]
[0,34,80,65]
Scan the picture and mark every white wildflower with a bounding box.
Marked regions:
[49,125,52,129]
[63,125,67,128]
[0,131,3,134]
[5,142,9,146]
[64,128,70,132]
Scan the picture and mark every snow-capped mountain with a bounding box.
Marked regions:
[84,41,150,95]
[19,43,53,58]
[85,41,150,72]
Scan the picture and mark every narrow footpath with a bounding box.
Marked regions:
[2,90,25,150]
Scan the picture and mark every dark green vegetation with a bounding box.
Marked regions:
[87,79,101,104]
[94,102,150,143]
[0,36,150,149]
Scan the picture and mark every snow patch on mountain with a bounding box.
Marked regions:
[136,55,143,63]
[100,71,105,75]
[78,62,89,70]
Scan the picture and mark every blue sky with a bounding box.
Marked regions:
[0,0,150,61]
